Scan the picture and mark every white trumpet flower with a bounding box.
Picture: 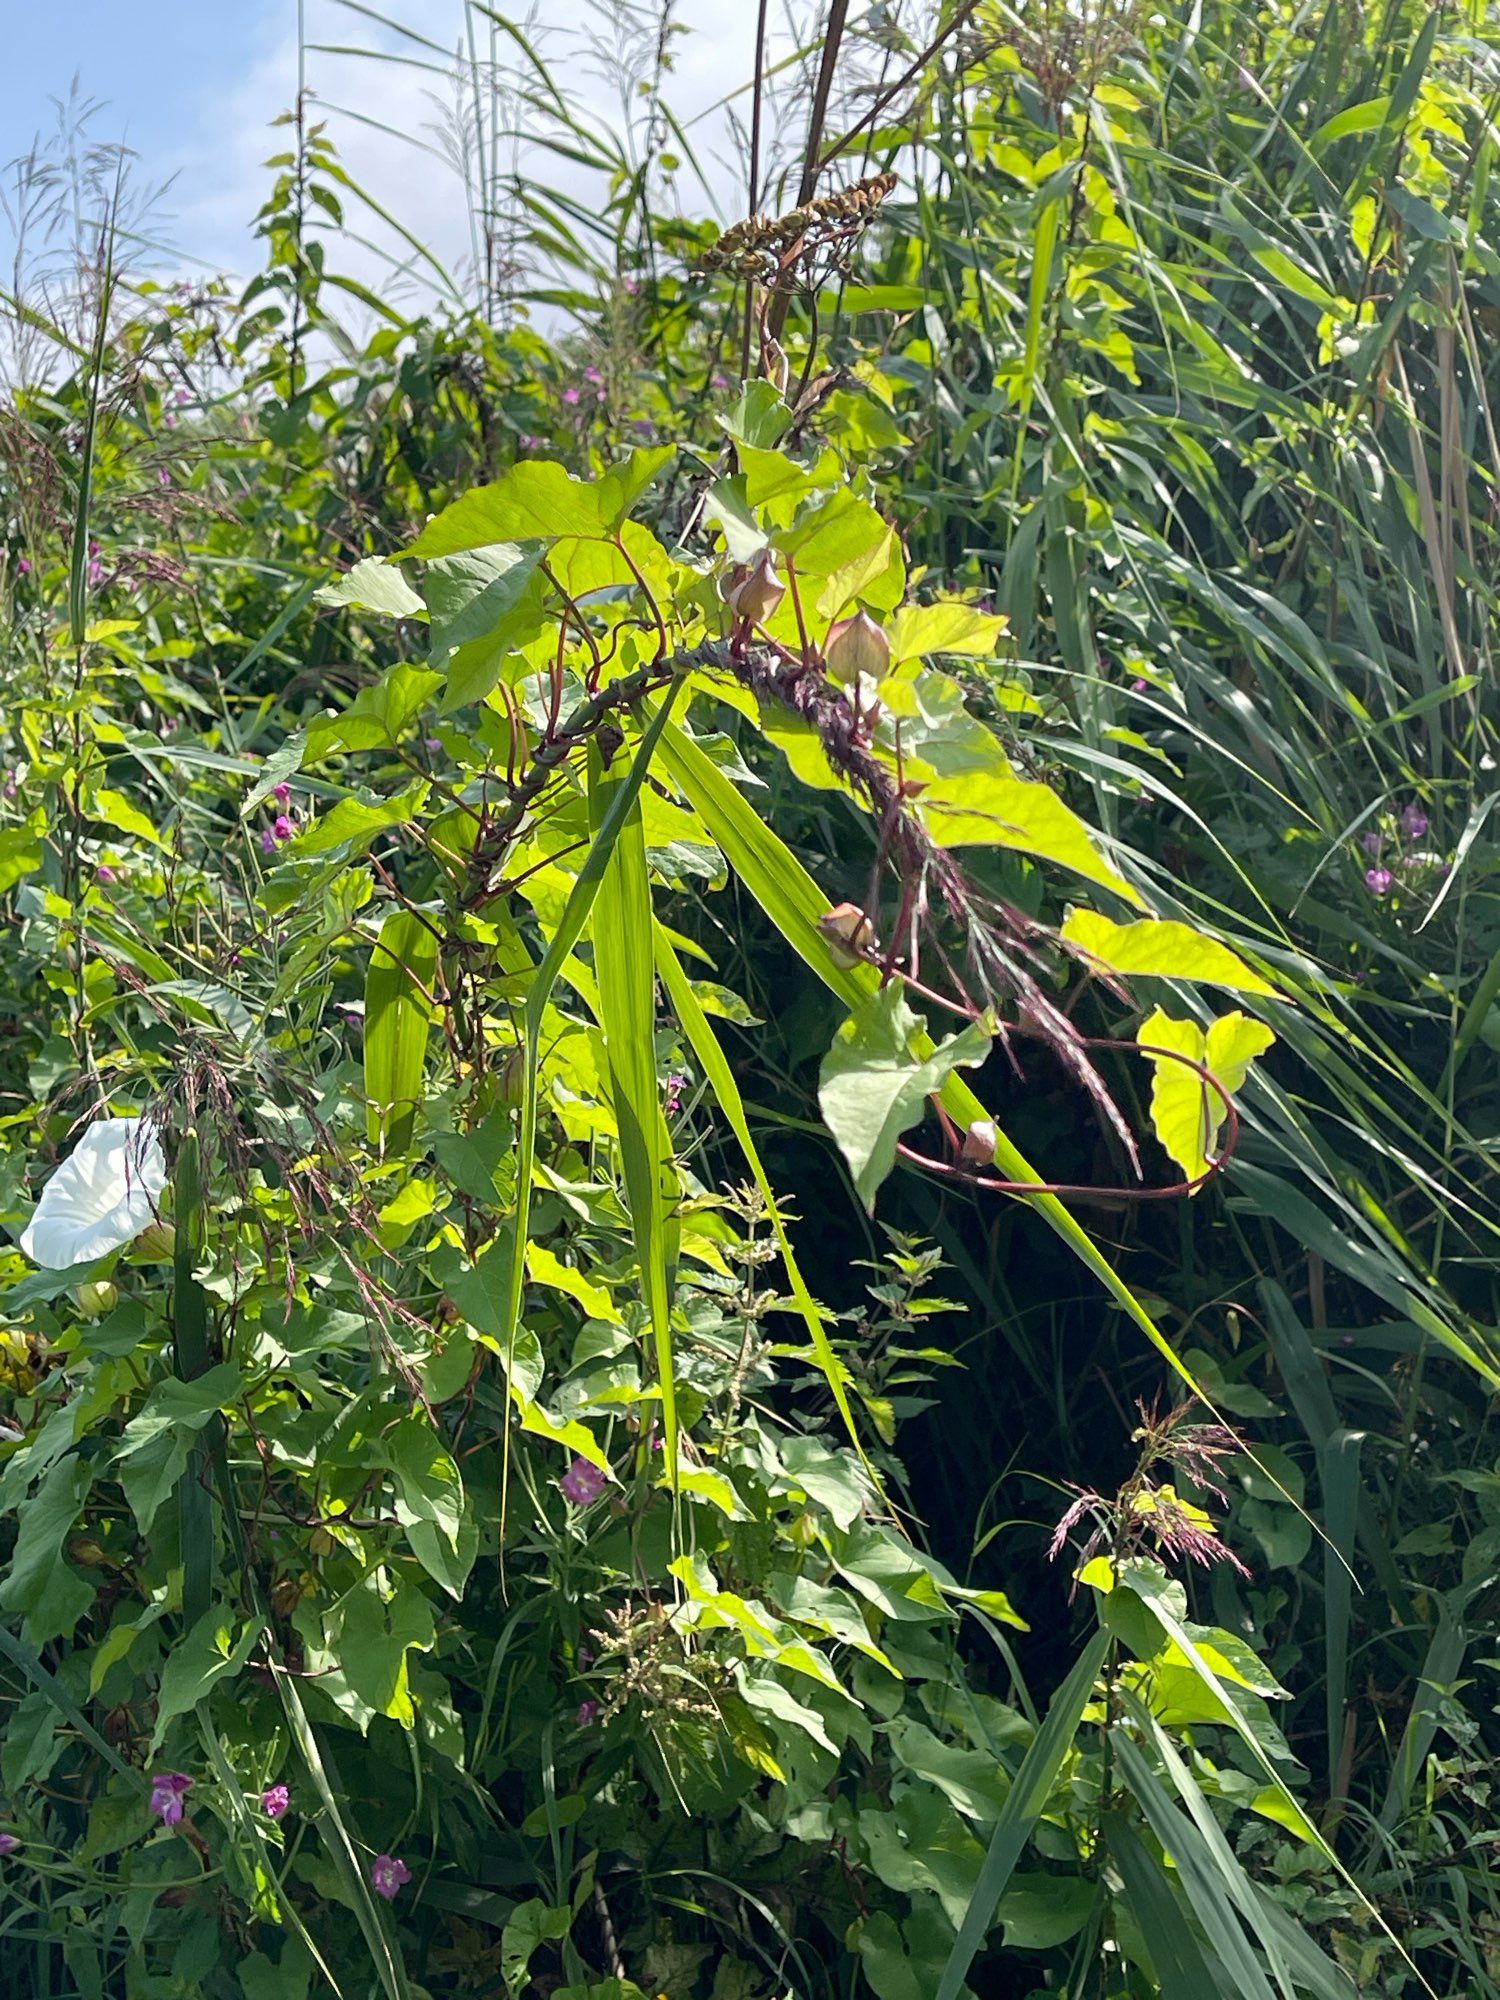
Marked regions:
[19,1117,166,1271]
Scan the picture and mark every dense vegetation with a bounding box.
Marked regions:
[2,2,1499,1994]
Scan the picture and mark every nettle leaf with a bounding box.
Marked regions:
[385,1416,474,1598]
[151,1609,265,1751]
[304,663,441,760]
[1062,910,1275,995]
[315,556,426,619]
[886,601,1009,663]
[296,780,427,856]
[425,543,545,698]
[778,490,905,612]
[819,986,992,1211]
[0,1454,93,1644]
[1138,1007,1276,1182]
[406,449,670,560]
[719,378,792,450]
[915,766,1142,905]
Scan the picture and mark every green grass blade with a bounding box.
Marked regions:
[934,1625,1110,2000]
[587,744,679,1485]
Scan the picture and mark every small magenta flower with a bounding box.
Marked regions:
[272,814,295,842]
[87,558,104,587]
[272,781,292,805]
[583,366,603,385]
[576,1699,600,1727]
[1130,676,1149,693]
[174,388,190,406]
[664,1072,686,1115]
[149,1772,192,1825]
[259,827,277,856]
[562,385,581,406]
[424,737,442,752]
[370,1854,411,1900]
[1,772,14,800]
[1400,803,1429,840]
[16,558,29,575]
[1365,867,1393,896]
[519,433,544,451]
[261,1784,290,1820]
[559,1456,607,1506]
[0,1833,18,1856]
[711,372,731,391]
[158,468,171,488]
[96,864,117,885]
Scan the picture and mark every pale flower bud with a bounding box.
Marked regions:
[824,610,890,685]
[817,902,875,968]
[724,549,786,626]
[961,1119,998,1166]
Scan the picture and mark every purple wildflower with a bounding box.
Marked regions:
[1,771,15,800]
[1360,830,1383,856]
[272,814,295,842]
[583,366,603,385]
[0,1833,17,1856]
[519,433,544,451]
[1130,677,1149,693]
[174,388,190,406]
[664,1072,686,1115]
[87,558,104,587]
[149,1772,193,1826]
[259,827,277,856]
[424,736,442,752]
[559,1456,608,1507]
[158,468,171,488]
[576,1699,600,1727]
[1400,803,1429,840]
[261,1784,290,1820]
[370,1854,411,1900]
[562,386,581,406]
[272,781,292,805]
[623,277,640,296]
[1365,867,1393,897]
[96,864,117,885]
[711,372,731,391]
[16,558,29,575]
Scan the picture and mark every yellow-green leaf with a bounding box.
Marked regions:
[1062,910,1274,995]
[916,767,1142,905]
[1138,1007,1275,1182]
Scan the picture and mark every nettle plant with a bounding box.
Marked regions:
[0,384,1384,1999]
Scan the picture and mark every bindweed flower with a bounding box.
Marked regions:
[96,865,117,885]
[724,549,785,625]
[824,610,890,685]
[15,558,29,575]
[576,1699,600,1727]
[664,1072,686,1116]
[1365,867,1393,897]
[370,1854,411,1900]
[424,737,442,752]
[272,782,292,805]
[583,366,603,385]
[562,385,581,406]
[272,814,295,843]
[1400,803,1429,840]
[261,1784,290,1820]
[559,1456,608,1507]
[0,1833,18,1856]
[149,1772,192,1826]
[1131,676,1149,693]
[259,827,276,856]
[21,1116,167,1271]
[87,558,104,587]
[961,1118,998,1166]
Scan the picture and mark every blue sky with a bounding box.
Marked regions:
[3,3,766,297]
